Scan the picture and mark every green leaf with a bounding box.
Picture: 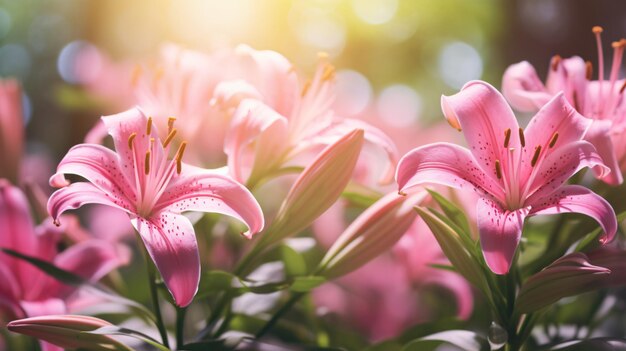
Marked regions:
[197,270,236,298]
[179,340,235,351]
[0,248,156,322]
[545,338,626,350]
[426,189,471,236]
[86,326,170,351]
[401,330,489,351]
[280,244,308,277]
[289,276,326,292]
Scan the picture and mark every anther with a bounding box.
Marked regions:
[322,64,336,81]
[620,80,626,94]
[128,132,137,150]
[495,160,502,179]
[612,41,623,49]
[592,26,603,34]
[163,128,177,148]
[503,128,511,148]
[144,151,151,175]
[551,55,562,71]
[175,142,187,174]
[548,132,559,148]
[585,61,593,80]
[301,80,311,97]
[168,117,176,132]
[518,128,526,147]
[531,145,542,167]
[146,117,153,135]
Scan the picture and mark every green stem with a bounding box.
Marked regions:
[256,292,305,339]
[176,307,187,349]
[144,250,170,348]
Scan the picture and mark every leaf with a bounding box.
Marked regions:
[516,252,610,314]
[85,326,170,351]
[280,244,308,277]
[197,270,236,298]
[401,330,489,351]
[426,189,471,237]
[0,248,156,322]
[289,276,326,292]
[546,337,626,350]
[179,340,235,351]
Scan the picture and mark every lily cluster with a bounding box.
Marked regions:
[1,26,626,351]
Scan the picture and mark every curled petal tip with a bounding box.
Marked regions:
[49,173,70,188]
[440,95,462,131]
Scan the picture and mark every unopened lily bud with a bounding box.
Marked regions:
[516,252,611,313]
[318,190,428,279]
[261,129,364,249]
[7,315,132,351]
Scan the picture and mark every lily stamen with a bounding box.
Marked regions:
[549,132,559,148]
[128,132,137,150]
[503,128,511,148]
[163,128,177,148]
[551,55,562,71]
[144,150,151,175]
[531,145,542,167]
[518,128,525,147]
[146,117,153,135]
[168,117,176,133]
[586,61,593,80]
[495,159,502,179]
[175,141,187,174]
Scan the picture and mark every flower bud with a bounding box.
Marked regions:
[318,191,428,279]
[7,315,131,351]
[261,129,364,248]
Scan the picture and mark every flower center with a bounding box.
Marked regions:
[128,117,187,217]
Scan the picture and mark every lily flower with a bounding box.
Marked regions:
[0,181,129,351]
[47,108,264,307]
[396,81,617,274]
[503,26,626,185]
[222,53,398,188]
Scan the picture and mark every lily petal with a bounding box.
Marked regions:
[477,197,529,275]
[49,241,131,299]
[131,212,200,307]
[584,120,623,185]
[441,81,521,179]
[529,185,617,244]
[48,182,133,222]
[19,298,66,318]
[154,165,264,238]
[526,141,608,202]
[545,56,588,110]
[502,61,552,112]
[0,79,24,182]
[396,142,504,201]
[50,144,136,205]
[224,99,289,183]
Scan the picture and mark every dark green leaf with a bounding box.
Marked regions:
[280,244,308,277]
[289,276,326,292]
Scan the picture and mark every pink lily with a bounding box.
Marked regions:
[502,26,626,185]
[396,81,617,274]
[222,53,398,187]
[0,79,24,183]
[47,107,264,307]
[0,181,129,351]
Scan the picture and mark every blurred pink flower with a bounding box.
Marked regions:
[502,26,626,185]
[0,180,129,351]
[0,79,24,184]
[48,108,264,307]
[397,81,617,274]
[222,53,397,187]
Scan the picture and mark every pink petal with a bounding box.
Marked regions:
[50,143,136,205]
[584,120,623,185]
[440,81,521,180]
[224,99,289,183]
[0,180,45,295]
[100,107,164,183]
[47,182,134,223]
[396,142,504,201]
[211,80,263,110]
[545,56,588,111]
[0,79,23,182]
[155,164,264,238]
[502,61,552,112]
[526,141,608,202]
[19,298,66,317]
[0,263,21,319]
[49,241,131,299]
[529,185,617,244]
[131,212,200,307]
[477,197,529,275]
